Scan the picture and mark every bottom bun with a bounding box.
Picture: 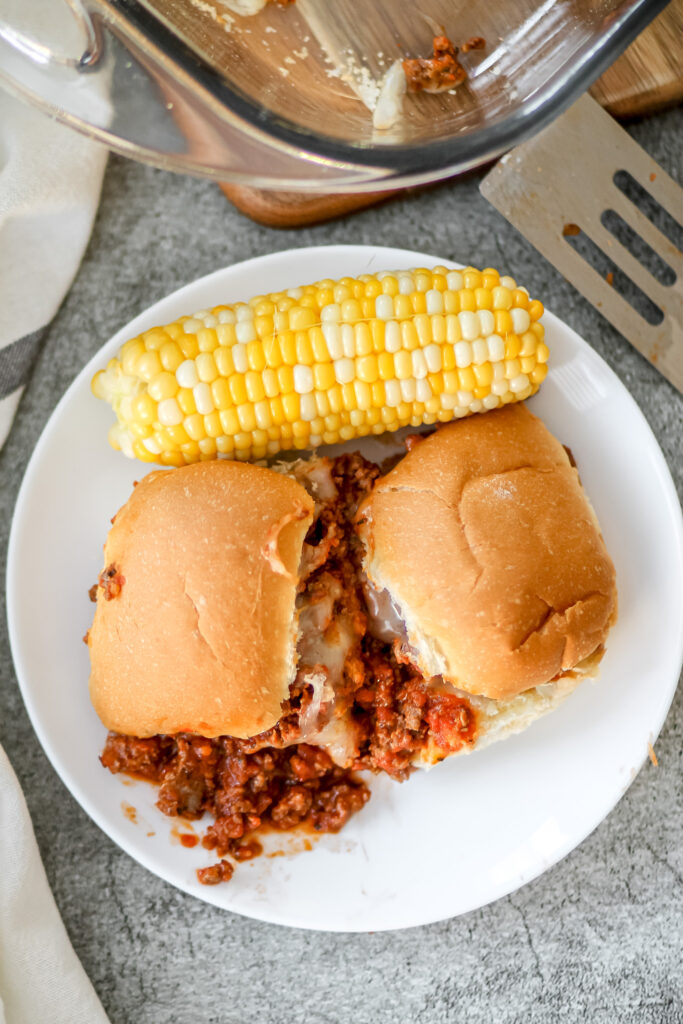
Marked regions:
[412,648,605,768]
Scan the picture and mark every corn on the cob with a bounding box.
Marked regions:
[92,266,549,465]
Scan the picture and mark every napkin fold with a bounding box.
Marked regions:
[0,89,107,448]
[0,746,110,1024]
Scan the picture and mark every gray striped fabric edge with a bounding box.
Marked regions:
[0,327,46,401]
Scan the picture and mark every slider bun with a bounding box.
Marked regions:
[358,405,617,702]
[89,461,314,739]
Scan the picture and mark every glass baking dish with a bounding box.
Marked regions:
[0,0,669,191]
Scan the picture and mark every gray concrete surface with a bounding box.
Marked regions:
[1,106,681,1024]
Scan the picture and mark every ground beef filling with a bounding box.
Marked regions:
[101,735,370,867]
[101,452,477,883]
[97,564,125,601]
[351,644,476,779]
[403,35,467,93]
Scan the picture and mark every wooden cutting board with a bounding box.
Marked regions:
[220,0,683,228]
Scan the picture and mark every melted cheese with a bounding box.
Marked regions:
[362,578,406,642]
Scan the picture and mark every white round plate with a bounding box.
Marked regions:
[7,245,683,932]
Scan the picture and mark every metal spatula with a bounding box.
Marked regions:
[480,93,683,394]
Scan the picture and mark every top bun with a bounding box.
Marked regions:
[88,461,314,739]
[357,405,617,700]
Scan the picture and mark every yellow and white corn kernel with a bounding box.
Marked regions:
[91,266,548,464]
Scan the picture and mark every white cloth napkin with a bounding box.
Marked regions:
[0,88,110,1023]
[0,746,110,1024]
[0,88,108,448]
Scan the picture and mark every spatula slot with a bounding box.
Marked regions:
[563,228,664,326]
[613,170,683,253]
[480,95,683,393]
[600,209,677,287]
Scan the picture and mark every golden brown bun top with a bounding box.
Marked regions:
[357,405,617,700]
[89,461,314,739]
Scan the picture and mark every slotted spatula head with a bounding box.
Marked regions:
[480,93,683,394]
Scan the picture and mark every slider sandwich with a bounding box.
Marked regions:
[88,404,617,879]
[356,404,618,761]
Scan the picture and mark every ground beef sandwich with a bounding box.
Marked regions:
[87,404,617,883]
